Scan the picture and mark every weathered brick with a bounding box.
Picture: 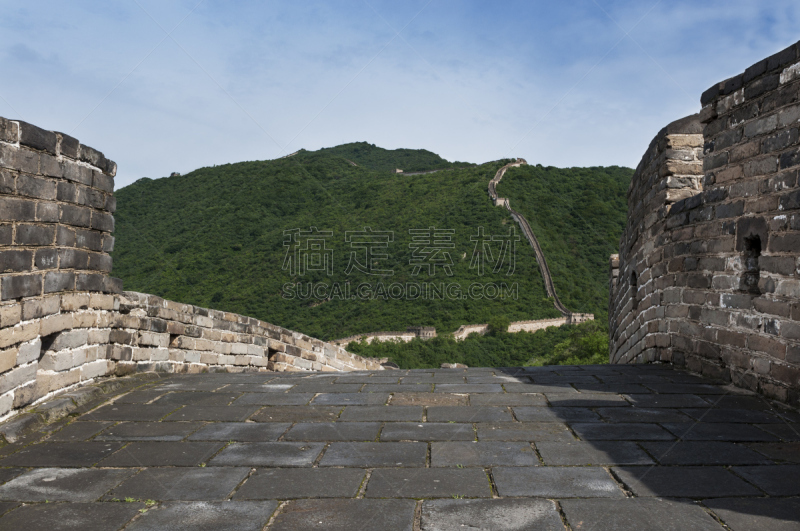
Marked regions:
[34,248,58,270]
[15,224,55,246]
[16,173,56,200]
[18,122,56,154]
[0,250,32,273]
[748,334,787,358]
[0,196,36,222]
[59,204,91,228]
[1,274,42,300]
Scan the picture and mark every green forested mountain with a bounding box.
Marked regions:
[111,145,631,356]
[495,165,632,316]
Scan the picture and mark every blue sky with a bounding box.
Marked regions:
[2,1,799,187]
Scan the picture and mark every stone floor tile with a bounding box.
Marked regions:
[0,469,25,486]
[546,393,629,407]
[218,383,289,393]
[233,468,365,499]
[95,422,204,441]
[287,384,363,394]
[469,393,546,406]
[106,467,249,501]
[0,502,142,531]
[0,468,134,502]
[0,442,124,467]
[249,383,295,392]
[82,404,178,422]
[334,376,401,384]
[613,466,762,497]
[503,383,578,394]
[270,499,415,531]
[624,394,711,408]
[365,468,491,498]
[209,442,324,467]
[680,408,785,423]
[731,465,800,495]
[705,395,778,410]
[188,422,291,441]
[431,441,539,466]
[250,406,343,423]
[319,442,427,467]
[362,383,433,393]
[338,405,423,422]
[126,501,277,531]
[391,393,468,406]
[433,384,503,393]
[748,442,800,462]
[420,498,563,531]
[662,422,779,441]
[311,393,390,405]
[571,422,675,440]
[381,422,474,441]
[493,466,623,497]
[645,383,727,394]
[427,406,513,423]
[154,381,229,392]
[596,407,692,423]
[572,383,652,394]
[537,441,654,465]
[99,441,224,467]
[232,393,314,406]
[560,498,723,531]
[642,441,773,465]
[113,389,167,404]
[152,392,241,407]
[164,405,260,422]
[750,423,800,441]
[476,422,574,442]
[512,406,600,422]
[284,422,381,441]
[705,497,800,531]
[48,422,114,442]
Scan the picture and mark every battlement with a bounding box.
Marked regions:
[610,40,800,406]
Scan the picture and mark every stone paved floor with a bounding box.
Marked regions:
[0,364,798,530]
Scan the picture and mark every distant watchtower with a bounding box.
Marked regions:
[407,326,436,339]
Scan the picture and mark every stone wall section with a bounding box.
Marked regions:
[0,118,381,420]
[610,40,800,406]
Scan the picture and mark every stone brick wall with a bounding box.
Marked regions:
[610,40,800,406]
[0,118,381,420]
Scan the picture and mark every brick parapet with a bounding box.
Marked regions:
[611,40,800,406]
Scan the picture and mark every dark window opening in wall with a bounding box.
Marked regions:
[631,272,638,309]
[741,235,761,295]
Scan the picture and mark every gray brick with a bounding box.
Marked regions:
[1,274,42,300]
[0,250,33,273]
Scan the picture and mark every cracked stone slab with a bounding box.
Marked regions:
[642,441,773,465]
[537,441,654,466]
[270,499,415,531]
[661,422,780,441]
[99,442,224,467]
[311,393,390,406]
[126,501,277,531]
[232,393,314,406]
[283,422,382,441]
[748,442,800,462]
[95,422,204,441]
[151,392,242,407]
[705,497,800,531]
[365,468,491,498]
[209,442,325,467]
[106,467,250,501]
[433,384,503,393]
[233,468,366,499]
[48,422,114,442]
[0,442,124,467]
[426,406,513,423]
[730,465,800,495]
[493,466,624,498]
[476,422,574,442]
[319,442,427,467]
[82,404,179,422]
[250,406,343,423]
[421,498,564,531]
[188,422,292,441]
[0,468,134,502]
[560,498,723,531]
[390,393,468,406]
[287,384,364,394]
[0,469,25,486]
[164,405,260,422]
[545,393,629,407]
[468,393,546,406]
[338,406,423,422]
[431,441,539,467]
[512,406,600,422]
[596,407,691,423]
[381,422,475,441]
[613,466,762,497]
[679,408,785,423]
[623,394,711,408]
[0,502,143,531]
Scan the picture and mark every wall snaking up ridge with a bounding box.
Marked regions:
[0,118,382,420]
[610,40,800,406]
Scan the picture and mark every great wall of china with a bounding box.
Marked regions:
[609,39,800,406]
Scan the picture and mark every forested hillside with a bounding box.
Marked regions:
[111,145,631,352]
